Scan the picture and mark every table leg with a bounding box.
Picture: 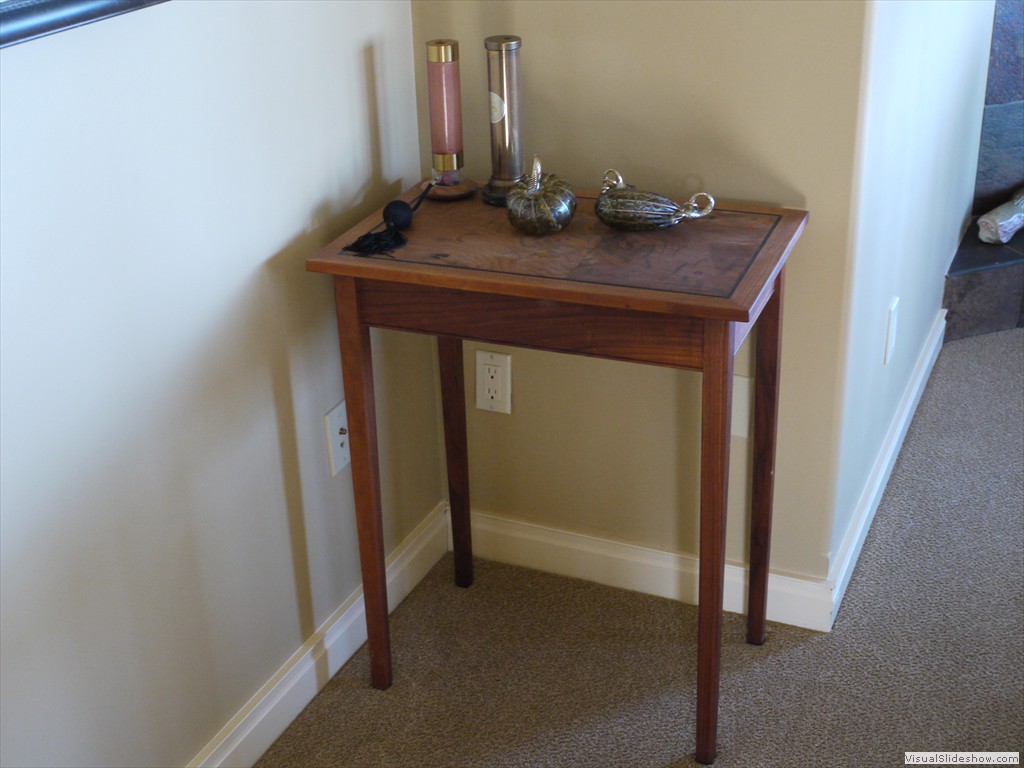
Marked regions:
[746,272,784,646]
[437,336,473,588]
[696,320,734,765]
[334,277,392,690]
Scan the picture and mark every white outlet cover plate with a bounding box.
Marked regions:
[475,350,512,414]
[324,401,351,476]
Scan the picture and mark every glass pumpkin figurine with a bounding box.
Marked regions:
[506,156,577,236]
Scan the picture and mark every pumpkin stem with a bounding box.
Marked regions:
[528,155,543,194]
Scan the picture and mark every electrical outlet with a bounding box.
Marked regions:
[475,350,512,413]
[884,297,899,365]
[324,401,351,476]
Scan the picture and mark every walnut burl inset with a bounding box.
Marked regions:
[309,188,806,322]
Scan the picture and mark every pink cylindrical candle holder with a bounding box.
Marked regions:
[426,39,464,187]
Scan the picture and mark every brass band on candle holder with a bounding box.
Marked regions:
[427,39,458,63]
[431,152,464,172]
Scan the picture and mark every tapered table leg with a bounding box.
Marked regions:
[747,272,784,646]
[696,320,734,765]
[437,336,473,588]
[334,277,392,690]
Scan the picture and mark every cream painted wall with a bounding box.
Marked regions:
[0,0,995,764]
[0,2,440,766]
[832,1,994,554]
[412,0,867,579]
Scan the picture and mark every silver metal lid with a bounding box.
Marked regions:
[484,35,521,51]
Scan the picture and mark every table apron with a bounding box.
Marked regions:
[353,278,706,370]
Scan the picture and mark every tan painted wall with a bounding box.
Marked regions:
[413,0,867,579]
[0,2,439,765]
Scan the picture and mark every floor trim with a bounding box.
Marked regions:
[826,309,947,625]
[471,510,834,632]
[187,502,450,768]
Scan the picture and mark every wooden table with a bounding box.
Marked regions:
[307,185,807,764]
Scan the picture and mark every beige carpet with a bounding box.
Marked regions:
[256,328,1023,767]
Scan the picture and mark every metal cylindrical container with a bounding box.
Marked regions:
[483,35,523,206]
[426,39,464,186]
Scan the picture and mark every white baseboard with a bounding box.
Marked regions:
[472,311,947,635]
[471,510,834,632]
[188,502,450,768]
[826,309,946,625]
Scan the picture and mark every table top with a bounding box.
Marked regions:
[307,185,808,321]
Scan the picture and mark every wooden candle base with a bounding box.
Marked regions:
[425,178,477,201]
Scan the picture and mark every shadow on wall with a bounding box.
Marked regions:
[259,36,451,699]
[261,202,358,696]
[525,88,808,211]
[253,38,411,693]
[2,41,413,765]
